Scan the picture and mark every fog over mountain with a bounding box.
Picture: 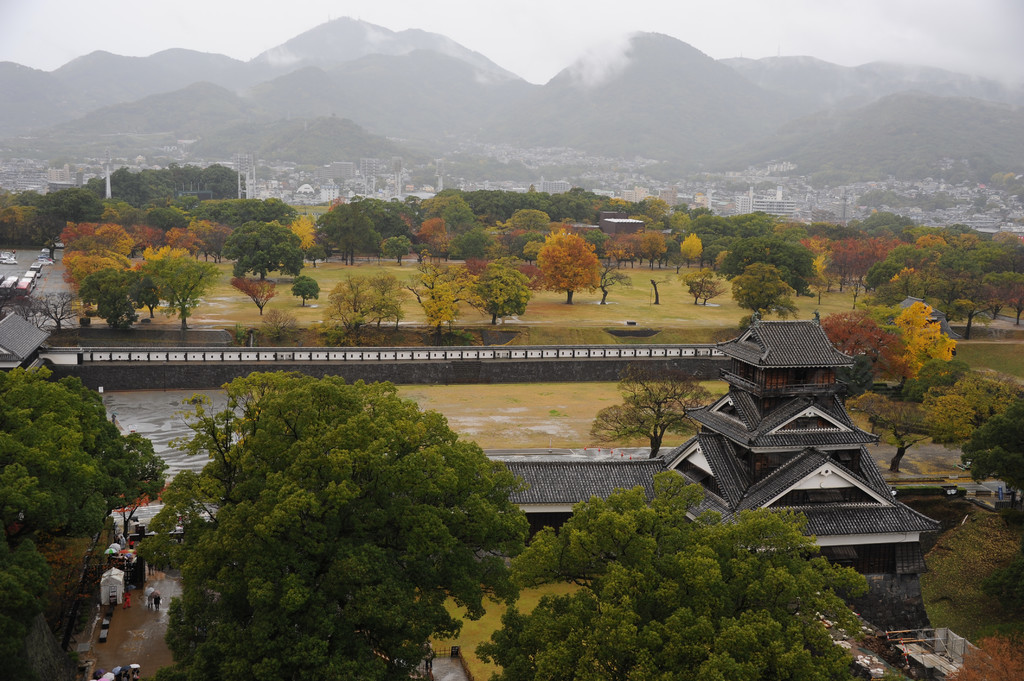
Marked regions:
[2,17,1022,181]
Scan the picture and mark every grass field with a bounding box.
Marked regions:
[953,341,1024,379]
[434,583,579,681]
[398,381,727,450]
[170,259,859,335]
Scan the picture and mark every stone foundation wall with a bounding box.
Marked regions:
[47,357,727,391]
[851,573,931,631]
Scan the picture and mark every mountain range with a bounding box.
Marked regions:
[2,17,1023,182]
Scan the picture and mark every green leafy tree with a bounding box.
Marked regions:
[963,398,1024,494]
[141,249,220,329]
[380,235,413,265]
[304,243,328,268]
[223,221,304,280]
[479,473,865,681]
[318,202,381,265]
[0,368,165,675]
[130,274,161,319]
[720,236,816,294]
[681,268,726,305]
[79,268,140,329]
[590,364,710,458]
[450,227,495,261]
[731,263,798,319]
[140,373,526,681]
[476,259,532,324]
[290,275,320,307]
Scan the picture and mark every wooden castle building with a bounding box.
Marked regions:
[505,318,939,629]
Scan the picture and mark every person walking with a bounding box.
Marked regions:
[153,591,161,610]
[144,586,154,609]
[123,591,131,609]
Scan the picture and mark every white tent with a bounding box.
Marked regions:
[100,567,125,604]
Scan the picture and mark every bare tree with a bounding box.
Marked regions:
[591,364,711,458]
[597,261,632,304]
[31,293,77,331]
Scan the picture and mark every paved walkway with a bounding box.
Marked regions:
[83,567,181,680]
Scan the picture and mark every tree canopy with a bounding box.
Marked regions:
[141,373,527,681]
[140,247,220,329]
[537,230,599,304]
[1,368,165,674]
[479,473,866,681]
[223,221,304,280]
[590,364,710,457]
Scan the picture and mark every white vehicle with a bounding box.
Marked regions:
[0,256,17,265]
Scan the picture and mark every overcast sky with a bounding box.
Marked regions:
[2,0,1023,84]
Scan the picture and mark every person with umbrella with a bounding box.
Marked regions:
[144,586,154,609]
[152,590,161,610]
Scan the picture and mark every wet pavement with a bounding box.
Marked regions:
[84,567,182,680]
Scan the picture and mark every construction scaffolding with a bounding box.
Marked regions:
[885,628,973,679]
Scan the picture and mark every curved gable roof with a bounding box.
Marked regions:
[718,319,852,368]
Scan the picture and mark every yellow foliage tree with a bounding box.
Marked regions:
[290,214,317,250]
[679,233,702,267]
[537,230,599,304]
[894,301,957,379]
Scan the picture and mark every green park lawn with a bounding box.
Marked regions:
[178,259,858,340]
[952,341,1024,379]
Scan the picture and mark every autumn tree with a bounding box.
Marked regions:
[536,229,599,304]
[987,271,1024,325]
[189,220,233,263]
[140,247,220,329]
[681,268,727,305]
[406,263,480,342]
[597,261,632,304]
[848,392,927,472]
[139,372,526,681]
[679,232,702,267]
[591,364,710,457]
[731,262,798,319]
[635,230,667,268]
[480,474,865,681]
[821,310,905,380]
[476,259,532,324]
[231,277,277,316]
[894,301,957,380]
[948,636,1024,681]
[922,373,1020,444]
[290,275,320,307]
[416,217,450,260]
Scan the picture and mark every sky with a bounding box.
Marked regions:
[2,0,1023,85]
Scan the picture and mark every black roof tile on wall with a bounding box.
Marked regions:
[504,459,666,505]
[0,314,48,364]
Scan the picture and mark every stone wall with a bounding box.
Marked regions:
[850,573,931,631]
[47,356,727,391]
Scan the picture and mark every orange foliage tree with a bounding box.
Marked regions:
[821,310,906,379]
[537,229,600,304]
[231,277,277,315]
[949,636,1024,681]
